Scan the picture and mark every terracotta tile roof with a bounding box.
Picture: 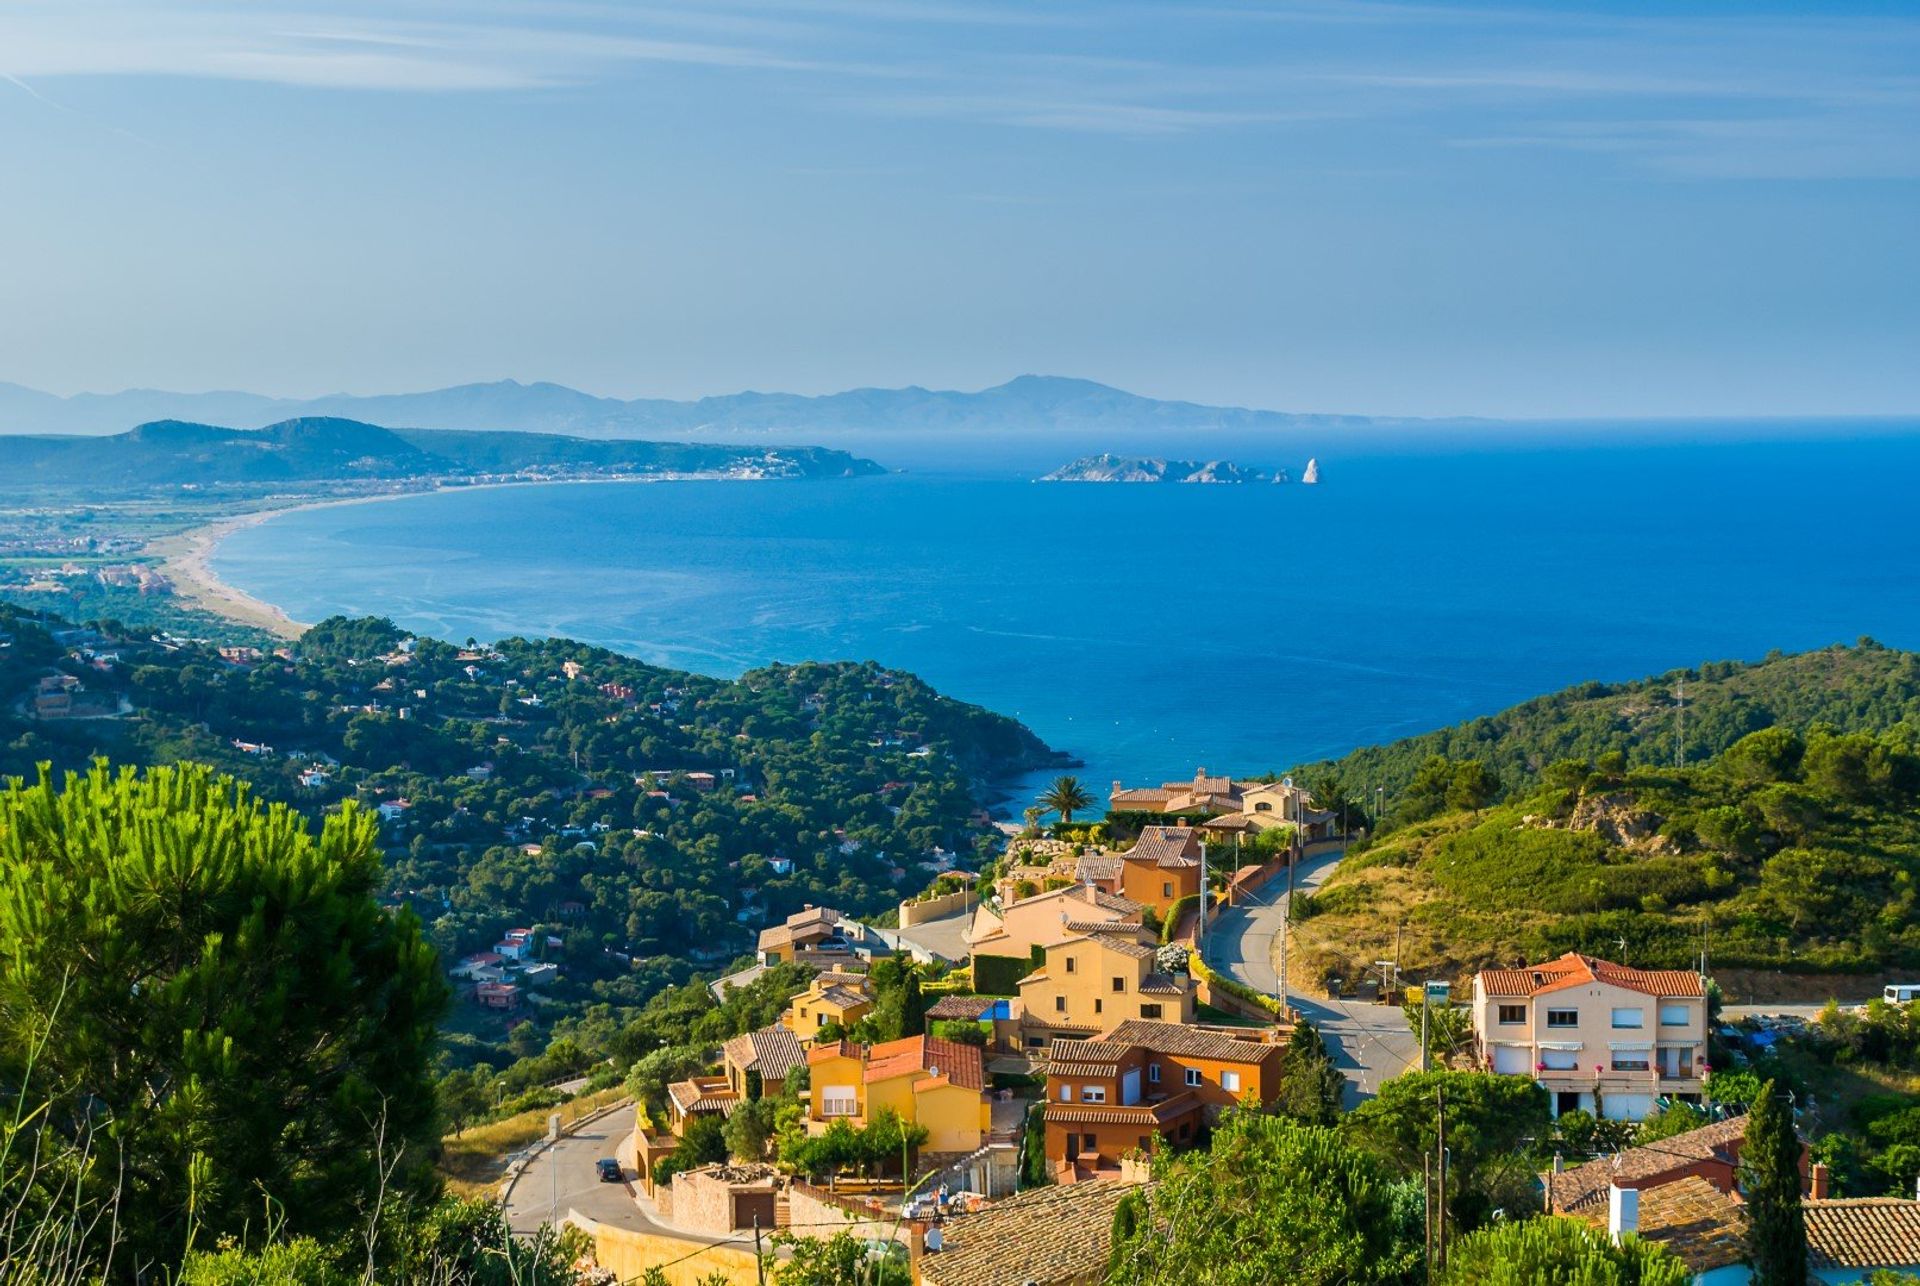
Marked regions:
[1110,787,1175,805]
[1074,853,1124,882]
[1569,1176,1747,1274]
[1137,973,1186,995]
[722,1024,806,1080]
[666,1078,740,1117]
[757,905,846,951]
[927,996,996,1021]
[920,1178,1143,1286]
[1479,952,1704,1000]
[815,985,871,1008]
[1044,1092,1200,1126]
[1046,1037,1130,1078]
[1549,1115,1748,1213]
[863,1035,986,1092]
[1103,1019,1285,1065]
[1125,826,1202,869]
[1806,1197,1920,1270]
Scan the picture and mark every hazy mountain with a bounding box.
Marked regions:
[0,417,884,488]
[0,375,1369,441]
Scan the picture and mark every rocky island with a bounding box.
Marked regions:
[1038,453,1316,484]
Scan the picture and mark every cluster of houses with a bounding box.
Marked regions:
[449,927,562,1011]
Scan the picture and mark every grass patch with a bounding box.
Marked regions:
[437,1087,627,1193]
[1196,1003,1266,1028]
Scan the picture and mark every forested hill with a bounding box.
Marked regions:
[0,415,883,488]
[1296,640,1920,808]
[0,606,1063,1055]
[1298,721,1920,987]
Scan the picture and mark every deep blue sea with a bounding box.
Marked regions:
[213,428,1920,806]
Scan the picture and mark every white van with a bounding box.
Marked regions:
[1885,983,1920,1004]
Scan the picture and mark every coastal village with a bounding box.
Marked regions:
[8,603,1920,1283]
[476,765,1920,1285]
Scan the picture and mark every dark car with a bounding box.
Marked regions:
[596,1158,623,1183]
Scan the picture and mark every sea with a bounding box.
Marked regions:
[213,424,1920,809]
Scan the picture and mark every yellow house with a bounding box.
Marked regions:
[968,883,1145,966]
[805,1034,991,1155]
[1017,926,1195,1049]
[779,971,875,1038]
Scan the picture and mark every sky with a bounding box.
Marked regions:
[1,0,1916,419]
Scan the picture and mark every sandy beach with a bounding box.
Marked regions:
[146,473,766,641]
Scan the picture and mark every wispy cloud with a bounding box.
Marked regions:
[2,0,1916,176]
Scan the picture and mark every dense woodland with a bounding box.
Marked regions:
[0,604,1060,1063]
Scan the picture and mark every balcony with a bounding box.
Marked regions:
[1045,1091,1200,1127]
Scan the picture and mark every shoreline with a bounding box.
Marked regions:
[146,473,829,642]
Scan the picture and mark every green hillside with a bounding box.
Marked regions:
[1294,640,1920,816]
[1295,722,1920,990]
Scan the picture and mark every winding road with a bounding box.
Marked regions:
[1205,848,1422,1105]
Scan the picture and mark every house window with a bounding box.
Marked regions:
[1184,1068,1202,1088]
[822,1086,858,1117]
[1059,1085,1072,1102]
[1221,1070,1241,1093]
[1497,1005,1526,1025]
[1065,957,1077,974]
[1112,977,1126,993]
[1541,1049,1579,1071]
[1610,1008,1645,1029]
[1659,1004,1691,1027]
[1178,1122,1191,1140]
[1546,1009,1579,1029]
[1081,1086,1107,1103]
[1094,999,1103,1015]
[1148,1063,1161,1083]
[1083,1134,1097,1149]
[1612,1050,1652,1072]
[1054,996,1066,1013]
[1140,1004,1163,1020]
[1162,882,1172,898]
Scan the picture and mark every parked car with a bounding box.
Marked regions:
[596,1158,623,1183]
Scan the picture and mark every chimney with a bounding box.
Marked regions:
[1810,1162,1830,1200]
[906,1219,930,1285]
[1607,1185,1639,1244]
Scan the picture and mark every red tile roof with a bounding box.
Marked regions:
[1479,952,1704,999]
[853,1035,986,1092]
[1548,1115,1747,1213]
[1806,1197,1920,1270]
[1124,826,1202,870]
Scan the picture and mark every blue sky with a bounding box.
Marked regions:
[2,0,1916,418]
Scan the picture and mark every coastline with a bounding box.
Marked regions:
[145,473,825,642]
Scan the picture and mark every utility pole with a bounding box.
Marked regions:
[1420,995,1430,1073]
[1436,1087,1449,1270]
[1423,1154,1434,1278]
[1197,841,1208,959]
[1394,922,1404,995]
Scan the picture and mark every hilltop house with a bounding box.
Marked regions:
[1108,768,1335,839]
[779,970,876,1038]
[805,1034,990,1155]
[756,905,887,966]
[665,1024,806,1136]
[1114,826,1204,915]
[1017,926,1193,1049]
[1471,952,1708,1120]
[1042,1020,1288,1183]
[967,883,1145,974]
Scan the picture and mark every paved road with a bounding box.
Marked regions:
[1204,849,1421,1105]
[506,1102,655,1236]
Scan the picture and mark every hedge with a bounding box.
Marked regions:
[1190,953,1286,1019]
[973,952,1032,997]
[1160,893,1201,945]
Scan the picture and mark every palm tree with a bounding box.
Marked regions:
[1039,775,1094,825]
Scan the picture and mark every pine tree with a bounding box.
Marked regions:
[0,762,448,1270]
[1742,1081,1809,1286]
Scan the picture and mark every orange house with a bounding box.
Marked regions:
[1115,826,1203,915]
[1042,1020,1288,1183]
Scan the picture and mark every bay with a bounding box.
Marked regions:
[212,429,1920,806]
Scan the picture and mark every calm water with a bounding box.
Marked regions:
[214,431,1920,804]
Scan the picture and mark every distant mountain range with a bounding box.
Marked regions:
[0,417,882,489]
[0,375,1370,441]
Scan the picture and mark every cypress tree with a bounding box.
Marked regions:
[1742,1080,1809,1286]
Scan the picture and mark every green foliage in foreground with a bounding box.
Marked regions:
[1104,1112,1423,1286]
[1742,1082,1809,1286]
[1348,1070,1551,1233]
[1438,1216,1689,1286]
[0,762,447,1276]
